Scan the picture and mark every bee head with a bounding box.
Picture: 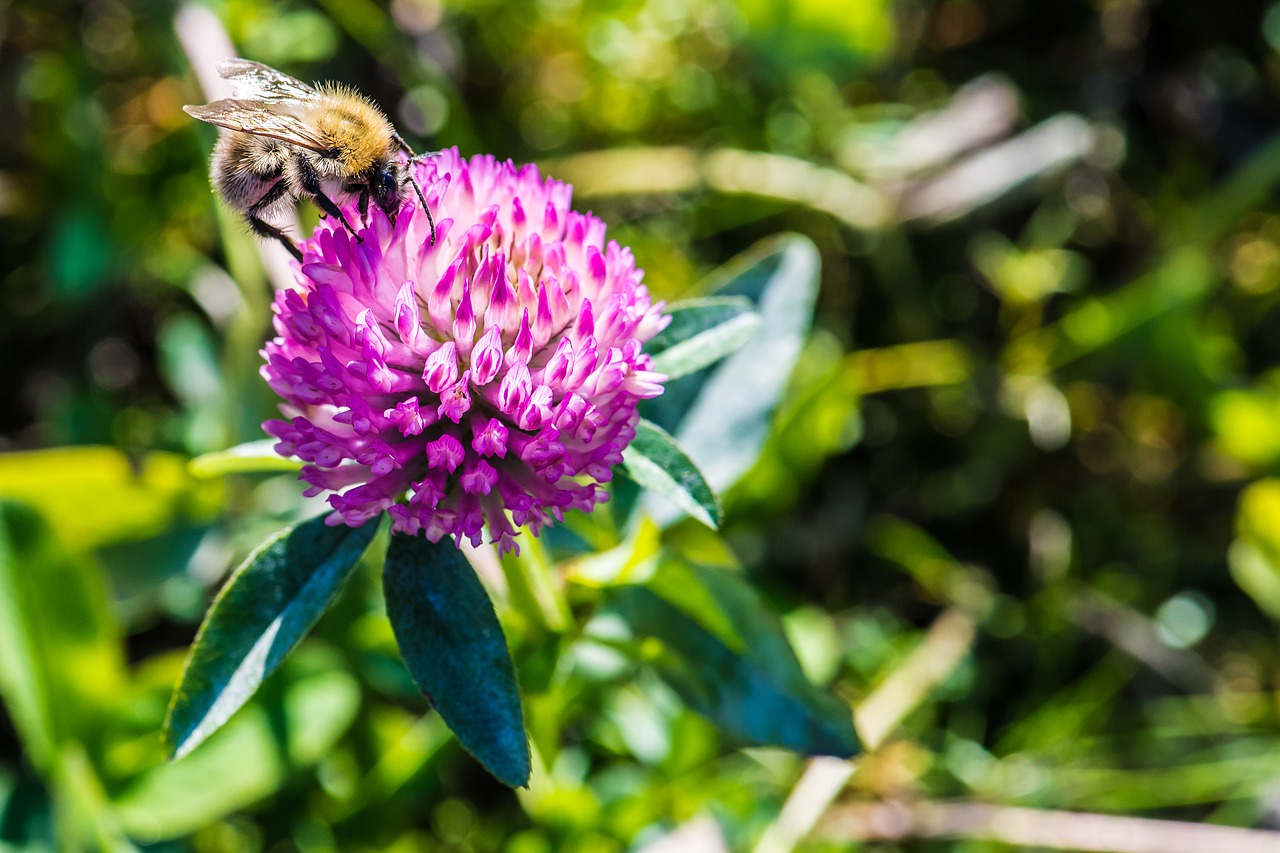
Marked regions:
[371,162,404,221]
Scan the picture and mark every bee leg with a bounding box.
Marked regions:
[247,216,304,262]
[357,186,371,226]
[247,181,303,261]
[295,155,362,242]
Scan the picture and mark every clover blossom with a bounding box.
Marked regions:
[262,148,668,554]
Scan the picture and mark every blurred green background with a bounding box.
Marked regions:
[8,0,1280,850]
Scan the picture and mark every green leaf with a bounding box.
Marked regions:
[188,439,303,478]
[158,312,228,452]
[642,234,821,525]
[164,514,379,760]
[641,559,743,651]
[54,745,138,853]
[0,503,59,770]
[610,564,860,758]
[623,419,720,529]
[0,448,225,550]
[383,532,530,787]
[1230,479,1280,620]
[119,651,360,842]
[0,501,126,773]
[645,296,761,380]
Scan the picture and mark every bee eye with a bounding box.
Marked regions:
[375,172,396,199]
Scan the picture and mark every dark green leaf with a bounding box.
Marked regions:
[611,564,859,758]
[164,514,379,760]
[383,532,530,787]
[645,296,761,380]
[0,769,53,849]
[641,234,821,526]
[623,419,720,529]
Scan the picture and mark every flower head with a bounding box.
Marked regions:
[262,149,668,554]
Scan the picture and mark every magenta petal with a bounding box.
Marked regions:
[472,417,510,458]
[470,325,504,386]
[422,341,459,393]
[437,370,473,423]
[426,433,465,473]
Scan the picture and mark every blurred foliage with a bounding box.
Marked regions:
[7,0,1280,850]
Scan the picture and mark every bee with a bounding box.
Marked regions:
[184,59,434,262]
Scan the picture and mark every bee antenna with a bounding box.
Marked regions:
[394,135,436,246]
[393,131,416,158]
[406,173,436,247]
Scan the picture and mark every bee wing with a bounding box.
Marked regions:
[215,59,320,104]
[184,99,331,153]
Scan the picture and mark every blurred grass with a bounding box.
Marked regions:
[6,0,1280,850]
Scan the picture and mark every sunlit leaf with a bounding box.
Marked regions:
[1231,479,1280,621]
[0,448,225,550]
[188,439,303,478]
[0,503,57,770]
[1211,386,1280,468]
[611,563,859,758]
[782,606,844,686]
[383,532,530,787]
[645,296,761,380]
[641,234,820,526]
[623,420,720,529]
[564,518,663,588]
[739,0,894,59]
[0,501,126,773]
[164,514,379,760]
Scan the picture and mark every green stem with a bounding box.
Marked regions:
[501,535,570,632]
[55,745,137,853]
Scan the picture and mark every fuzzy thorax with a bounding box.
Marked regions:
[311,85,395,175]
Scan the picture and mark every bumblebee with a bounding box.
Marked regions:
[185,59,434,261]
